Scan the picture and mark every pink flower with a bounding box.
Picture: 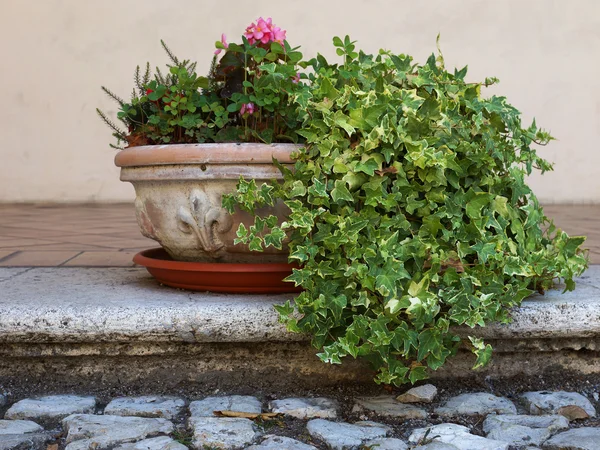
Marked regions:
[271,25,286,44]
[240,102,255,115]
[214,33,228,55]
[244,17,286,45]
[292,72,301,84]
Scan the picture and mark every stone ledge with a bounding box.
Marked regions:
[0,266,599,390]
[0,266,598,347]
[0,267,297,344]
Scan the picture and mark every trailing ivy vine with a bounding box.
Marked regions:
[225,36,588,386]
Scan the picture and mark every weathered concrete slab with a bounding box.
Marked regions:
[0,267,296,344]
[0,268,32,283]
[457,265,600,340]
[0,267,598,391]
[0,267,598,345]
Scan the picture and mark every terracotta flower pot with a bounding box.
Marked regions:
[115,143,300,262]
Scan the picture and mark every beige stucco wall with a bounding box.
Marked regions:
[1,0,598,203]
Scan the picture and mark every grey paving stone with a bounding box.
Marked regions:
[543,427,600,449]
[269,397,338,419]
[0,419,43,435]
[62,414,173,449]
[483,414,569,438]
[114,436,189,450]
[396,384,438,403]
[353,421,392,433]
[189,395,262,417]
[307,419,389,449]
[413,443,460,450]
[104,396,186,419]
[409,423,509,450]
[483,414,570,433]
[364,437,408,449]
[0,433,52,450]
[245,435,317,449]
[352,396,427,419]
[521,391,596,417]
[434,393,517,416]
[4,395,96,424]
[188,416,258,449]
[486,424,551,447]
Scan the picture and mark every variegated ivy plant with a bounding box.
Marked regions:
[223,36,588,386]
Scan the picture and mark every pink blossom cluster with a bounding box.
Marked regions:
[244,17,286,45]
[240,102,256,115]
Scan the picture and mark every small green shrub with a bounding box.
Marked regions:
[225,36,588,386]
[97,19,308,148]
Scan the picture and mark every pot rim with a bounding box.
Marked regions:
[115,143,303,168]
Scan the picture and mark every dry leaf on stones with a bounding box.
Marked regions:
[557,405,590,420]
[213,410,279,420]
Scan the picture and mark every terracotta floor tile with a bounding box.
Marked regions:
[0,251,17,261]
[0,204,597,267]
[56,235,154,249]
[77,226,139,234]
[120,247,152,253]
[5,243,115,251]
[0,237,61,248]
[98,231,145,239]
[0,251,81,267]
[63,251,136,267]
[0,227,76,239]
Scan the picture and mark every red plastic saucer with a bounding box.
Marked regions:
[133,248,302,294]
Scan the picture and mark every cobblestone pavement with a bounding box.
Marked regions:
[0,204,598,267]
[1,385,600,449]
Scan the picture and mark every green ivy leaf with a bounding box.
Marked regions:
[331,180,354,203]
[408,365,429,383]
[355,158,380,176]
[469,336,493,370]
[264,227,286,249]
[417,329,441,361]
[466,193,492,219]
[248,236,263,252]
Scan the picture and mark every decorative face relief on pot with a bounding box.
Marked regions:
[122,154,296,262]
[176,189,234,259]
[129,179,288,263]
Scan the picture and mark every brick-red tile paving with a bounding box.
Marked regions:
[0,204,597,267]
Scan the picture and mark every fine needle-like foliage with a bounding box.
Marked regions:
[223,36,588,386]
[97,18,308,148]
